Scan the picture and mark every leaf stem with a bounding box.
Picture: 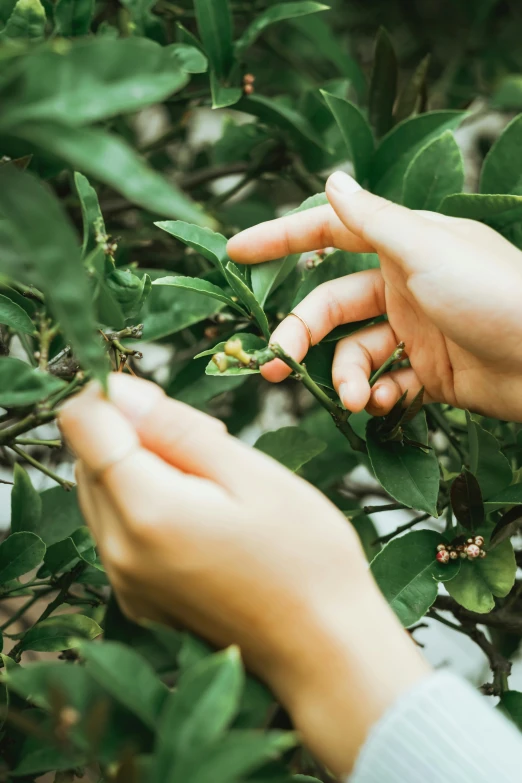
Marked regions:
[15,438,62,448]
[369,342,405,387]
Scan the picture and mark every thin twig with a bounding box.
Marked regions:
[9,444,74,490]
[373,513,431,545]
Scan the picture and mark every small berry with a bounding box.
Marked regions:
[449,551,458,560]
[436,550,450,564]
[436,543,447,552]
[474,535,485,547]
[466,543,481,559]
[243,83,255,95]
[467,538,474,544]
[244,73,255,84]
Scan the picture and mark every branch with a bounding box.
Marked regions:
[9,444,74,490]
[373,512,431,545]
[434,595,522,635]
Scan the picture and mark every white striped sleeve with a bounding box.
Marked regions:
[348,672,522,783]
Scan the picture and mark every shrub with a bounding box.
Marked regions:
[0,1,522,780]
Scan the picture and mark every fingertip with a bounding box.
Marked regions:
[108,373,165,426]
[226,234,244,262]
[59,381,103,433]
[260,358,292,383]
[338,375,371,413]
[366,383,396,416]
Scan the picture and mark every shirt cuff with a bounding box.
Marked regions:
[348,671,522,783]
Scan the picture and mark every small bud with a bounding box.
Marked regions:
[474,535,485,547]
[467,538,474,544]
[58,706,80,729]
[479,549,487,558]
[224,338,251,365]
[244,73,255,84]
[436,543,447,552]
[243,83,255,95]
[460,551,468,559]
[449,551,458,560]
[436,550,450,564]
[212,352,229,373]
[466,543,481,559]
[204,326,220,340]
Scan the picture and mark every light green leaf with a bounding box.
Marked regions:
[0,292,35,334]
[366,413,440,516]
[0,531,45,583]
[402,130,464,210]
[0,166,109,385]
[369,27,397,139]
[154,220,229,274]
[321,91,374,183]
[236,94,328,151]
[0,0,45,39]
[154,646,244,782]
[439,192,522,220]
[153,275,247,316]
[370,111,466,201]
[371,530,460,626]
[194,0,234,81]
[292,249,379,308]
[446,535,516,613]
[210,71,243,109]
[169,42,208,73]
[74,172,105,256]
[10,463,42,535]
[79,640,168,729]
[481,113,522,195]
[11,121,210,227]
[0,358,66,408]
[54,0,94,36]
[203,333,265,377]
[235,2,329,55]
[225,262,270,339]
[498,691,522,731]
[255,426,326,471]
[21,614,102,651]
[251,192,328,307]
[467,412,512,500]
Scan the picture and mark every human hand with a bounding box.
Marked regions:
[228,171,522,422]
[59,374,429,776]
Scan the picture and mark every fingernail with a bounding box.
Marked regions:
[108,374,163,424]
[338,382,350,408]
[327,171,362,195]
[372,385,388,409]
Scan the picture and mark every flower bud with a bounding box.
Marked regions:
[466,543,481,559]
[436,543,447,552]
[212,352,229,373]
[474,535,485,547]
[436,550,450,564]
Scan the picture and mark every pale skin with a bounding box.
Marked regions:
[60,171,522,779]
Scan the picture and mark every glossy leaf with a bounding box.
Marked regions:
[0,292,35,334]
[394,54,431,123]
[255,426,326,471]
[371,530,459,627]
[74,172,105,256]
[194,0,234,81]
[370,111,466,201]
[155,220,230,278]
[321,91,374,182]
[235,2,329,55]
[225,262,270,339]
[0,531,45,583]
[54,0,94,36]
[153,275,247,316]
[0,0,45,40]
[402,130,464,210]
[467,412,512,499]
[450,470,484,530]
[79,640,168,729]
[0,357,66,407]
[446,535,516,613]
[369,27,397,139]
[366,413,440,516]
[21,614,102,651]
[0,166,108,384]
[481,113,522,195]
[10,463,42,535]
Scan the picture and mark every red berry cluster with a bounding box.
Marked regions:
[436,535,486,564]
[243,73,255,95]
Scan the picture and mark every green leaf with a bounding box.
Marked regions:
[0,0,45,39]
[321,91,374,183]
[251,192,328,307]
[490,506,522,548]
[169,43,208,74]
[370,111,466,201]
[153,275,247,316]
[481,113,522,195]
[54,0,94,36]
[154,220,229,275]
[154,646,244,782]
[79,640,168,729]
[10,122,210,227]
[348,513,381,562]
[0,38,189,128]
[0,292,35,334]
[402,130,464,210]
[235,2,329,55]
[210,71,243,110]
[254,426,326,471]
[366,413,440,516]
[0,357,66,407]
[439,192,522,221]
[446,535,516,613]
[485,482,522,511]
[467,412,512,500]
[38,486,86,547]
[120,0,165,41]
[0,166,108,385]
[74,172,105,256]
[492,77,522,110]
[0,531,45,583]
[450,470,484,530]
[11,463,42,535]
[236,94,328,151]
[498,691,522,730]
[394,54,431,123]
[21,614,102,651]
[292,249,379,308]
[371,530,459,627]
[106,268,151,320]
[196,333,266,360]
[194,0,234,81]
[43,527,96,574]
[369,27,398,139]
[225,262,270,340]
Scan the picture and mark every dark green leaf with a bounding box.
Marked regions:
[255,426,326,471]
[79,640,168,729]
[155,220,229,274]
[446,535,516,613]
[153,275,247,316]
[490,506,522,548]
[38,486,86,547]
[21,614,101,651]
[0,531,45,583]
[74,172,105,256]
[450,470,484,530]
[402,130,464,210]
[366,413,440,516]
[0,0,45,40]
[492,77,522,110]
[43,527,97,574]
[235,2,329,55]
[225,262,270,339]
[467,412,512,500]
[348,513,381,562]
[0,357,65,407]
[439,192,522,220]
[484,482,522,511]
[0,292,35,334]
[498,691,522,730]
[369,27,397,139]
[0,166,108,384]
[371,530,459,626]
[236,94,328,151]
[481,113,522,195]
[194,0,234,81]
[10,463,42,535]
[321,91,374,183]
[394,54,431,123]
[54,0,94,36]
[106,268,151,320]
[292,249,379,308]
